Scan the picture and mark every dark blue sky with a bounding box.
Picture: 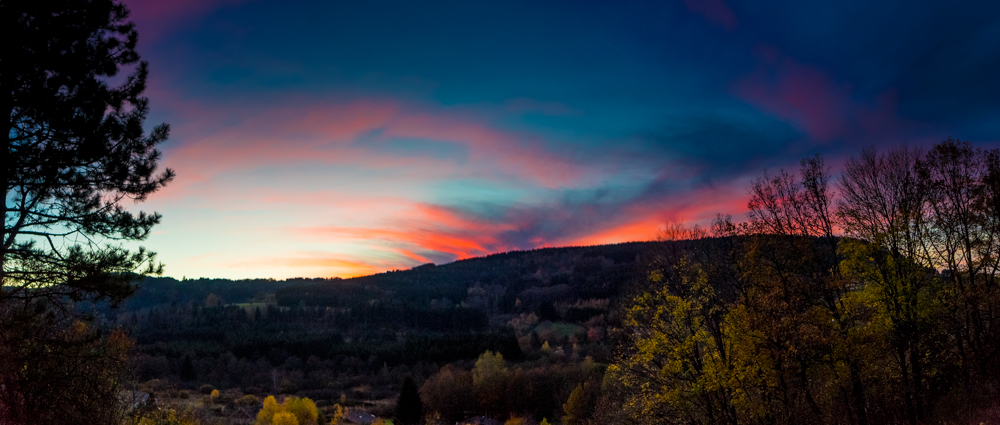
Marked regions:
[124,0,1000,278]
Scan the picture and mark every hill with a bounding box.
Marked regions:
[104,240,675,411]
[121,241,664,322]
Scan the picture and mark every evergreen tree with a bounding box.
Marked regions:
[396,376,424,425]
[1,0,173,422]
[180,355,197,381]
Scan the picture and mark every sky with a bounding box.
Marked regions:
[121,0,1000,279]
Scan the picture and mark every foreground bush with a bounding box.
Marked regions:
[255,395,321,425]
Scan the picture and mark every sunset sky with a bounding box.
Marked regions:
[123,0,1000,279]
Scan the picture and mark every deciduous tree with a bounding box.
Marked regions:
[255,396,320,425]
[472,351,507,416]
[837,146,939,423]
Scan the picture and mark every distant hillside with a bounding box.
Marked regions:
[125,241,666,314]
[276,241,662,313]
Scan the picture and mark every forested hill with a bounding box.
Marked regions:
[276,241,662,312]
[125,241,666,313]
[110,240,676,410]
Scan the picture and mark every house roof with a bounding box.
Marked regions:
[344,409,377,424]
[458,416,504,425]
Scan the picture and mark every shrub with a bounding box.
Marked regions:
[255,395,320,425]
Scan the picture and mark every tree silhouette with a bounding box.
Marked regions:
[1,0,173,422]
[396,376,424,425]
[180,355,197,381]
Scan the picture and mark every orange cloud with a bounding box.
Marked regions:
[220,253,382,278]
[567,219,661,247]
[565,182,750,246]
[278,257,382,278]
[303,226,494,261]
[289,180,754,273]
[294,202,522,262]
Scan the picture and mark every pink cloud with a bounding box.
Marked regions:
[161,99,398,178]
[681,0,738,31]
[140,92,768,279]
[733,45,907,142]
[381,111,582,184]
[152,95,588,203]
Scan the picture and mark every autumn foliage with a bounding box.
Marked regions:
[255,395,321,425]
[613,140,1000,424]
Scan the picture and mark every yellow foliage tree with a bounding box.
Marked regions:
[255,395,319,425]
[138,408,203,425]
[285,396,320,425]
[562,384,590,425]
[504,416,525,425]
[611,259,739,424]
[272,412,299,425]
[472,351,508,415]
[472,351,506,384]
[330,403,345,424]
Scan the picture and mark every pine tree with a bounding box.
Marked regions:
[396,376,424,425]
[1,0,173,422]
[180,355,197,381]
